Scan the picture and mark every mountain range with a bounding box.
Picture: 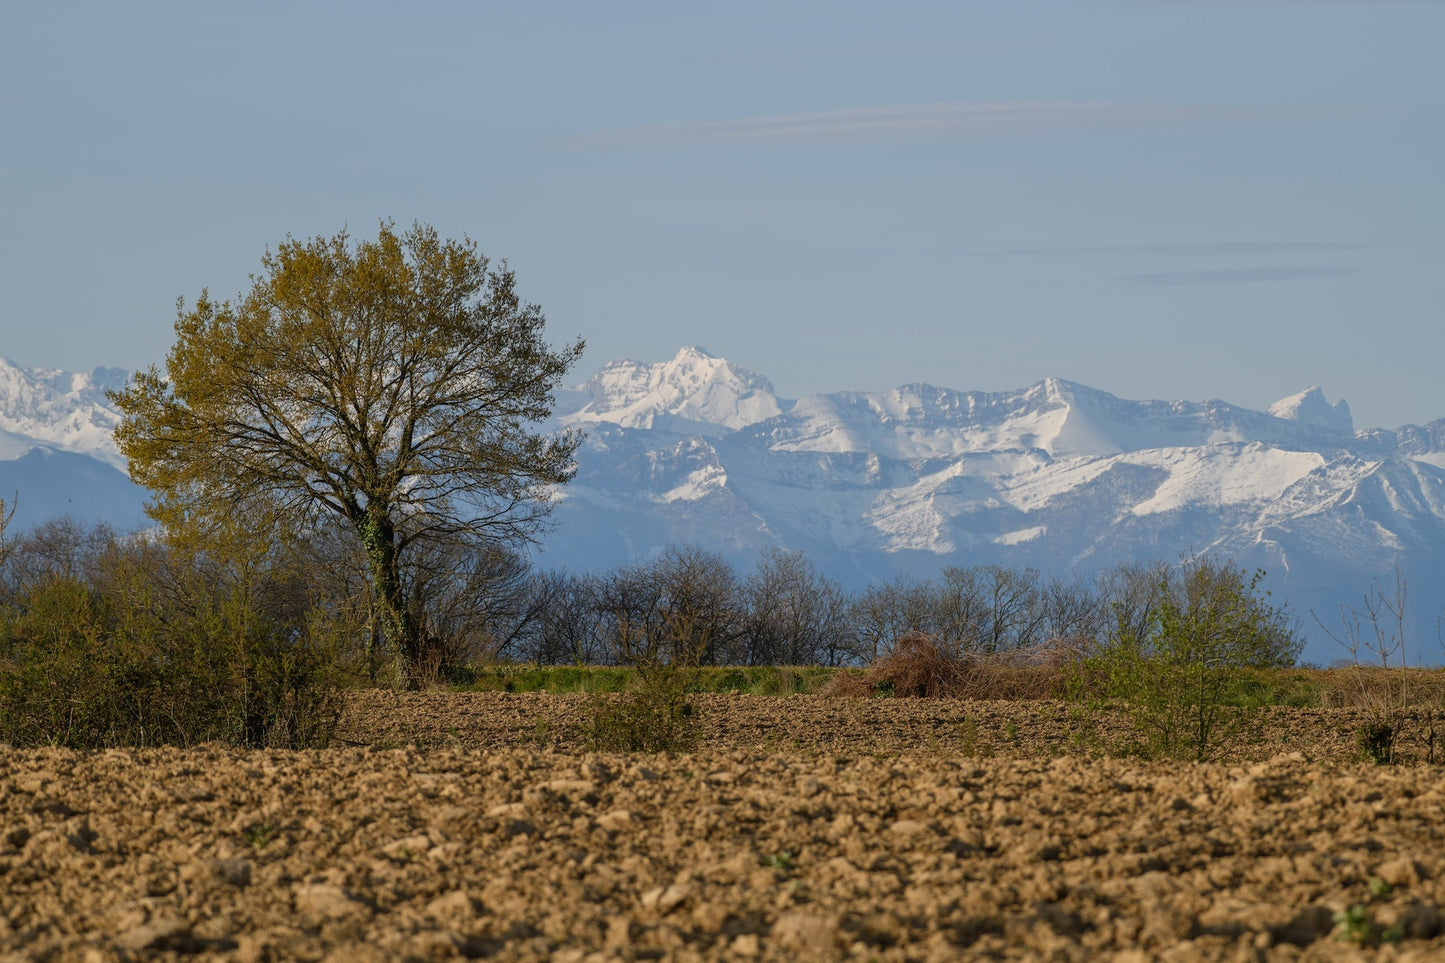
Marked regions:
[4,348,1444,665]
[0,359,147,531]
[545,347,1445,665]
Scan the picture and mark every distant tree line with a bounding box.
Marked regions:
[0,512,1301,677]
[0,500,1303,747]
[504,546,1301,672]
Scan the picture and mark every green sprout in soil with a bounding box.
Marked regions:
[242,823,278,851]
[1332,904,1403,947]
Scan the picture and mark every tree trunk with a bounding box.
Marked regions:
[357,509,417,684]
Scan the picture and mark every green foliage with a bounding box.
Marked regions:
[1332,903,1403,947]
[586,666,700,752]
[110,222,582,682]
[1068,557,1296,761]
[241,823,278,851]
[705,665,835,695]
[1357,722,1399,765]
[0,521,355,749]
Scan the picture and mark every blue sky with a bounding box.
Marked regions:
[3,1,1441,429]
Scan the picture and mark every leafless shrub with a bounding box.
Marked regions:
[827,632,1068,700]
[1314,568,1416,763]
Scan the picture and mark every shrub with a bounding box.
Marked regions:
[0,521,356,749]
[1357,721,1398,766]
[1066,557,1298,761]
[1314,569,1423,763]
[827,633,965,698]
[586,666,700,752]
[827,632,1065,700]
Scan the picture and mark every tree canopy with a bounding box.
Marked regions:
[112,222,583,680]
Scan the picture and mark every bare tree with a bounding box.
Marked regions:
[1314,567,1412,763]
[593,559,669,667]
[404,537,537,678]
[849,574,937,663]
[1040,573,1104,651]
[744,549,851,666]
[936,566,988,646]
[1096,560,1172,652]
[1316,566,1408,669]
[516,570,609,666]
[0,495,14,576]
[978,564,1046,654]
[0,516,118,594]
[651,545,744,667]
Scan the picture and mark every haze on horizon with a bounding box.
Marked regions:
[2,1,1441,431]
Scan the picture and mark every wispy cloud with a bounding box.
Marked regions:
[1119,267,1355,286]
[974,241,1367,258]
[564,101,1331,150]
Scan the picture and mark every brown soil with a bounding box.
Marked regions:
[4,693,1444,961]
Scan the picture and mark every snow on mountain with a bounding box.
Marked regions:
[0,357,144,528]
[545,350,1445,664]
[4,347,1445,664]
[559,346,783,437]
[0,357,129,470]
[1268,386,1354,435]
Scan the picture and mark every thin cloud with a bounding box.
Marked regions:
[974,241,1367,258]
[1120,267,1355,286]
[564,101,1331,150]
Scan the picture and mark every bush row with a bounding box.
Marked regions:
[0,507,1303,750]
[0,515,354,749]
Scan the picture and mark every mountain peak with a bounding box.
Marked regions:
[1269,387,1354,435]
[673,344,718,362]
[0,357,128,468]
[560,347,783,435]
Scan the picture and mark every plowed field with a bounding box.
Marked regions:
[3,694,1443,961]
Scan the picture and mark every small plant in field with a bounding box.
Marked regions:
[1331,877,1403,946]
[953,719,991,758]
[1332,904,1403,947]
[762,851,795,873]
[242,823,277,851]
[1316,568,1414,764]
[586,665,700,752]
[1358,722,1398,765]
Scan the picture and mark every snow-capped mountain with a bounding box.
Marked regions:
[0,357,147,529]
[0,358,130,469]
[543,348,1445,664]
[4,346,1445,664]
[556,345,783,436]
